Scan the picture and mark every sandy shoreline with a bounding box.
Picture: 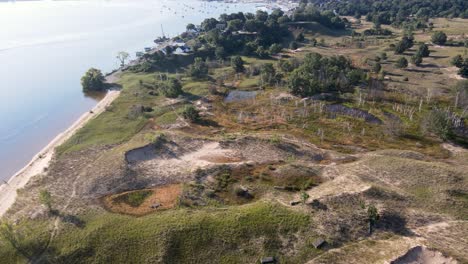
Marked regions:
[0,74,121,217]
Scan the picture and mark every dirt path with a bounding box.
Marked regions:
[0,74,121,218]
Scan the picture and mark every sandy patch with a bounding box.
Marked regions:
[102,184,182,216]
[390,246,457,264]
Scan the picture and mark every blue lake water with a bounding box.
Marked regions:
[0,0,261,181]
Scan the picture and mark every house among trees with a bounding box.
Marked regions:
[173,43,191,55]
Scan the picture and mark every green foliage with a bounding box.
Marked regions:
[188,57,208,79]
[159,78,183,98]
[366,204,380,234]
[289,41,299,50]
[395,57,408,69]
[451,55,464,68]
[431,31,447,45]
[288,52,360,97]
[269,43,283,55]
[458,66,468,79]
[182,105,200,123]
[215,47,226,60]
[39,190,52,211]
[259,63,278,86]
[114,190,153,207]
[301,191,310,204]
[0,203,311,263]
[372,62,382,73]
[394,35,414,54]
[411,53,423,66]
[421,109,452,140]
[231,56,245,73]
[81,68,105,92]
[417,44,430,57]
[314,0,468,24]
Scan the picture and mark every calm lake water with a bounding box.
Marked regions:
[0,0,261,181]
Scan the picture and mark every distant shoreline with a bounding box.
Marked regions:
[0,72,121,217]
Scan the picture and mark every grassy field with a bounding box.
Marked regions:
[1,202,321,264]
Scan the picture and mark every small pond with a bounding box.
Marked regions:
[224,90,258,103]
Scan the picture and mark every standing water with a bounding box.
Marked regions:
[0,0,261,181]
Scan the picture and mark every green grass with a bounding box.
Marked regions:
[1,202,318,264]
[113,190,153,207]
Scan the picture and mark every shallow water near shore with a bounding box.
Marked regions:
[0,0,260,182]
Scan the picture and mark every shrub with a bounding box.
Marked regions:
[289,41,299,50]
[182,105,200,122]
[395,57,408,68]
[159,78,183,98]
[431,31,447,45]
[451,55,464,68]
[188,57,209,79]
[417,44,430,57]
[411,53,423,66]
[421,109,452,140]
[231,56,245,73]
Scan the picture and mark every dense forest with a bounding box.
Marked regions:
[310,0,468,24]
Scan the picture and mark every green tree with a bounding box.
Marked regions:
[269,43,283,55]
[459,66,468,78]
[116,51,130,66]
[367,204,380,234]
[431,31,447,45]
[215,47,226,60]
[182,105,200,122]
[395,57,408,68]
[295,32,305,42]
[372,62,382,73]
[394,41,406,54]
[417,44,430,57]
[231,56,245,73]
[186,23,196,31]
[188,57,208,79]
[411,53,423,66]
[289,41,299,50]
[160,78,183,98]
[422,109,452,140]
[300,191,310,204]
[81,68,105,92]
[451,55,464,68]
[260,63,277,86]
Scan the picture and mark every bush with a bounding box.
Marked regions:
[182,105,200,122]
[451,55,464,68]
[422,109,452,140]
[81,68,105,92]
[160,78,183,98]
[431,31,447,45]
[417,44,430,57]
[289,41,299,50]
[188,57,209,79]
[231,56,245,73]
[411,53,423,66]
[269,43,283,54]
[395,57,408,68]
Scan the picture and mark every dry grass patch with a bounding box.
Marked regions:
[102,184,182,216]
